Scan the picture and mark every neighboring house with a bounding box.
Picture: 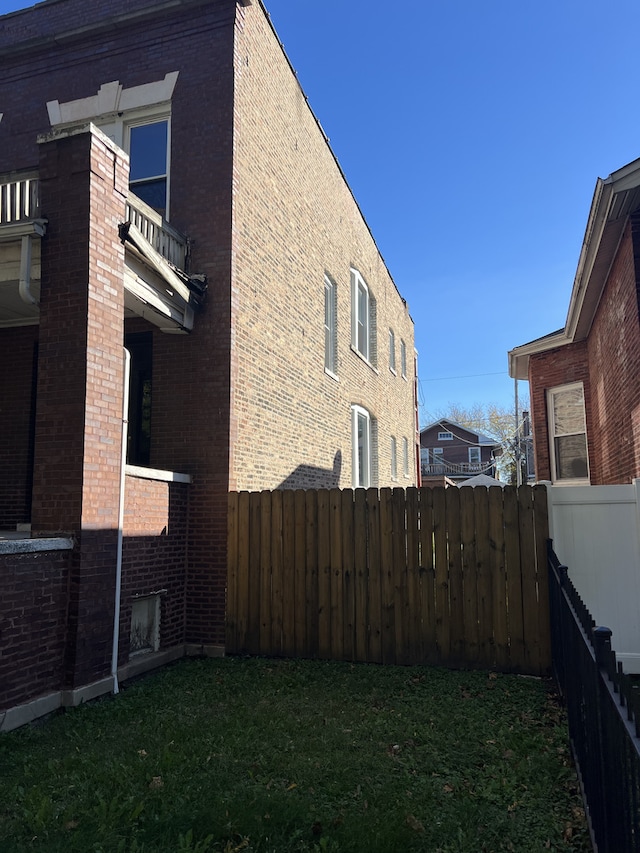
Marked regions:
[0,0,417,725]
[419,420,501,486]
[509,155,640,486]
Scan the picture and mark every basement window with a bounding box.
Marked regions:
[130,594,161,656]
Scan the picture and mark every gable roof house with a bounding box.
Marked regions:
[0,0,417,728]
[419,419,502,486]
[509,155,640,486]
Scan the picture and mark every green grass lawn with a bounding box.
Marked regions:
[0,657,590,853]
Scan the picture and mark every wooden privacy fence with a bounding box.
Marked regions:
[226,485,551,675]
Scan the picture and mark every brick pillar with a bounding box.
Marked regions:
[32,124,128,687]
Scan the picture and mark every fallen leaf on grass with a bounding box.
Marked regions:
[406,814,424,832]
[64,820,78,830]
[149,776,164,790]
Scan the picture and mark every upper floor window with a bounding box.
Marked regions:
[46,72,178,219]
[547,383,590,483]
[389,329,396,373]
[403,437,409,476]
[400,339,407,378]
[438,431,453,441]
[391,436,397,479]
[469,446,481,465]
[128,120,169,215]
[350,269,377,366]
[324,275,337,375]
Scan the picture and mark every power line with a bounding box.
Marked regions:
[421,371,508,382]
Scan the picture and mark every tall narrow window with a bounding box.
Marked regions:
[400,339,407,378]
[403,437,409,476]
[352,404,375,488]
[128,120,169,215]
[547,383,590,483]
[391,436,397,479]
[389,329,396,372]
[351,269,376,365]
[324,275,337,375]
[469,446,481,466]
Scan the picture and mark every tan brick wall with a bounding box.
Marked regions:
[230,6,417,491]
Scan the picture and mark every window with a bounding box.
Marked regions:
[432,447,444,460]
[469,446,481,465]
[128,120,169,214]
[391,436,397,479]
[351,268,377,365]
[352,405,376,488]
[400,339,407,378]
[47,73,178,218]
[438,431,453,441]
[403,437,409,476]
[389,329,396,372]
[547,383,590,483]
[324,275,337,375]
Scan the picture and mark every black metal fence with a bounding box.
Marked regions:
[548,543,640,852]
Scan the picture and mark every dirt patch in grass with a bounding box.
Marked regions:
[0,657,590,852]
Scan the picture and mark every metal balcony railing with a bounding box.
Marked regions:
[421,461,493,477]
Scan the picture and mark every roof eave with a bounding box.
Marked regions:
[509,156,640,377]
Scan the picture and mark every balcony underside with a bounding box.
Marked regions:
[0,174,204,333]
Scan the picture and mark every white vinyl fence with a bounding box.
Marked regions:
[547,480,640,673]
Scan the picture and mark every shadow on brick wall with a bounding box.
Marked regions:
[277,450,342,490]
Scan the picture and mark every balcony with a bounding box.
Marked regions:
[421,462,494,478]
[0,173,188,272]
[0,172,40,224]
[125,194,187,271]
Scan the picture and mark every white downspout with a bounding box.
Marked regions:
[111,347,130,695]
[18,235,38,306]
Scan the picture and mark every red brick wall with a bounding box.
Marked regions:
[585,217,640,484]
[528,341,590,482]
[0,548,71,712]
[0,327,37,528]
[120,475,189,661]
[30,126,127,687]
[528,218,640,486]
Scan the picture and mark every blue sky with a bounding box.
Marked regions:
[3,0,640,424]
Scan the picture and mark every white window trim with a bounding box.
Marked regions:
[402,437,409,477]
[400,339,407,379]
[547,382,590,485]
[438,431,453,441]
[389,328,396,374]
[468,446,481,465]
[391,436,397,480]
[350,268,377,368]
[352,404,374,489]
[324,274,338,378]
[432,447,444,458]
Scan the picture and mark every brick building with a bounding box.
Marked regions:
[419,419,501,486]
[509,155,640,486]
[0,0,417,728]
